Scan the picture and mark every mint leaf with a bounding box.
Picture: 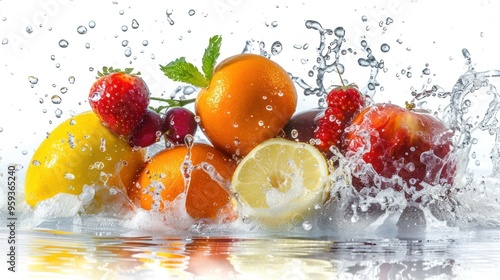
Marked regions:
[202,35,222,82]
[160,57,209,88]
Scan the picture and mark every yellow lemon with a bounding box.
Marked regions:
[231,138,329,227]
[24,111,146,207]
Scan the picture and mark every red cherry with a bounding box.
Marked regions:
[129,110,165,148]
[164,107,198,145]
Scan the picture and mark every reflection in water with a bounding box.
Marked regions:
[9,227,500,279]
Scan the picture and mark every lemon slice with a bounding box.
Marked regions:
[231,138,329,227]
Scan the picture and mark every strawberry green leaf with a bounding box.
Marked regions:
[160,57,209,88]
[97,66,141,78]
[202,35,222,82]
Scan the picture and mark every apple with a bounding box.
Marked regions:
[343,103,456,198]
[282,108,323,143]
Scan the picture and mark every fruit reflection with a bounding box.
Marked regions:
[186,238,237,278]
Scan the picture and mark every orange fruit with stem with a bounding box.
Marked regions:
[160,36,297,157]
[132,143,237,221]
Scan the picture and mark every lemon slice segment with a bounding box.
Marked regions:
[231,138,329,227]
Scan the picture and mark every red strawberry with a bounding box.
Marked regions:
[326,86,365,113]
[315,107,347,150]
[314,85,365,153]
[89,67,150,136]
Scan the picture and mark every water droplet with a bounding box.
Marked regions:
[39,98,44,104]
[77,25,87,34]
[26,25,33,34]
[28,76,39,85]
[88,20,96,28]
[100,138,106,152]
[184,134,194,148]
[64,173,75,180]
[50,55,56,60]
[1,38,8,45]
[188,9,195,16]
[55,108,63,118]
[131,19,139,29]
[22,150,28,155]
[334,26,345,37]
[32,160,41,166]
[124,47,132,57]
[291,129,299,139]
[302,221,312,231]
[266,105,273,111]
[361,15,368,22]
[58,39,69,48]
[380,43,390,52]
[51,95,62,104]
[351,214,359,223]
[122,40,128,47]
[68,76,75,84]
[121,25,128,32]
[271,21,278,28]
[271,41,282,55]
[142,40,148,46]
[60,87,68,94]
[386,17,394,25]
[119,10,124,15]
[406,72,412,78]
[422,68,431,75]
[166,9,175,25]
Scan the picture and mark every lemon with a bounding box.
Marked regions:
[231,138,329,227]
[24,111,146,207]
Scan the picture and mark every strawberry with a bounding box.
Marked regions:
[89,67,150,136]
[314,84,365,153]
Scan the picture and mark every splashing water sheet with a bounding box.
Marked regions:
[1,0,500,279]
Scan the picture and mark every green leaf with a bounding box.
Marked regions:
[160,57,209,88]
[202,35,222,82]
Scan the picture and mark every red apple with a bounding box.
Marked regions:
[282,108,323,143]
[343,103,456,198]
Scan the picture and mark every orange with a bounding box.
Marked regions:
[195,53,297,157]
[132,143,236,220]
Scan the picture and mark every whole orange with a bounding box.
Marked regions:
[132,143,237,220]
[195,53,297,157]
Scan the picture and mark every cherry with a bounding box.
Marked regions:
[164,107,198,145]
[129,110,165,148]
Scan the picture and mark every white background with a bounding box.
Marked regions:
[1,0,500,188]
